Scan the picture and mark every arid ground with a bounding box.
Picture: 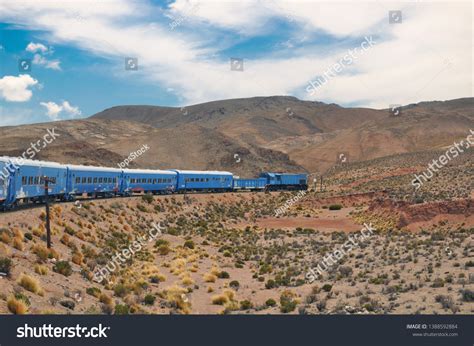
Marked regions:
[0,150,472,315]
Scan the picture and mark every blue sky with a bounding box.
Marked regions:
[0,0,471,126]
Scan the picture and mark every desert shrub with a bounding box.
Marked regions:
[461,289,474,302]
[155,239,169,247]
[229,280,240,290]
[14,292,31,306]
[137,204,148,213]
[0,228,12,244]
[240,300,253,310]
[7,296,28,314]
[0,257,12,277]
[18,274,43,295]
[280,290,297,313]
[86,287,102,298]
[328,204,342,211]
[265,298,277,307]
[53,261,72,277]
[71,252,83,265]
[13,236,24,251]
[144,294,156,306]
[32,244,49,262]
[211,294,229,305]
[322,284,333,292]
[34,264,48,275]
[64,225,75,235]
[114,304,130,315]
[114,284,129,298]
[157,245,171,256]
[265,279,276,289]
[465,261,474,268]
[183,240,195,249]
[60,300,76,310]
[149,274,166,283]
[142,194,154,204]
[24,232,33,241]
[204,273,217,283]
[217,271,230,279]
[339,266,353,277]
[431,278,444,288]
[163,285,191,314]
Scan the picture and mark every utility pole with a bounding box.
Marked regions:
[43,176,52,249]
[320,176,323,192]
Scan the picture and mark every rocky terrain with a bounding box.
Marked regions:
[0,152,472,315]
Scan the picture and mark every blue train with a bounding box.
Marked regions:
[0,156,307,210]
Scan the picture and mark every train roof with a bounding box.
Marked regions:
[0,156,66,169]
[67,164,122,173]
[170,169,233,175]
[123,168,176,175]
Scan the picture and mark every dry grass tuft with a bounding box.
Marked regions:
[7,296,28,314]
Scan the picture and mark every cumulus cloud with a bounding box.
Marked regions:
[26,42,48,53]
[0,1,471,108]
[32,53,61,70]
[25,41,61,70]
[0,74,38,102]
[40,100,81,121]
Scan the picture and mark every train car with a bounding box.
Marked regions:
[232,177,267,190]
[67,165,122,198]
[0,156,67,207]
[259,172,308,191]
[122,169,177,195]
[0,158,14,208]
[171,170,233,192]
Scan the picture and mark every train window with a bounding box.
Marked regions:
[98,177,103,183]
[94,177,98,183]
[148,179,151,183]
[157,178,161,183]
[34,177,39,185]
[153,179,156,184]
[28,176,33,185]
[113,178,117,183]
[75,177,80,184]
[82,177,86,183]
[206,178,209,182]
[22,176,27,185]
[51,177,56,184]
[88,177,92,183]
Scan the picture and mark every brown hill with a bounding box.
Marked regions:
[1,96,472,175]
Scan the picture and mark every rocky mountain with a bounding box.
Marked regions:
[1,96,472,176]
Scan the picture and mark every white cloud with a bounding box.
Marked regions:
[40,100,81,121]
[0,74,38,102]
[25,42,61,70]
[26,42,48,53]
[0,1,471,108]
[32,53,61,70]
[61,101,81,116]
